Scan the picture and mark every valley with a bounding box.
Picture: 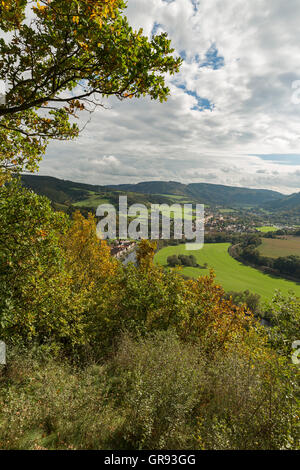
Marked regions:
[154,242,300,302]
[21,174,300,302]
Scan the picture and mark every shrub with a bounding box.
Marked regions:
[197,347,299,450]
[224,290,261,315]
[167,254,181,267]
[0,345,121,450]
[264,291,300,357]
[1,333,298,450]
[107,330,205,449]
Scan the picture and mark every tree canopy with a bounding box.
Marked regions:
[0,0,181,182]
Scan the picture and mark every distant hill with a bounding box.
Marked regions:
[21,175,104,205]
[263,192,300,213]
[21,175,293,210]
[186,183,284,206]
[107,181,188,196]
[21,175,172,212]
[107,180,285,207]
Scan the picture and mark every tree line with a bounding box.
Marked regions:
[235,235,300,280]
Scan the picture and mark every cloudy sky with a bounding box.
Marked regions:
[39,0,300,194]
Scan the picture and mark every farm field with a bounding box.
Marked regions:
[154,243,300,301]
[73,193,111,209]
[256,226,278,233]
[155,205,194,220]
[258,236,300,258]
[157,194,195,203]
[157,194,210,207]
[218,208,237,213]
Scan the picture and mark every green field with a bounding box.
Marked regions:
[73,193,111,209]
[158,194,210,207]
[258,236,300,258]
[155,243,300,301]
[155,205,194,220]
[157,194,194,203]
[256,226,278,233]
[219,208,237,213]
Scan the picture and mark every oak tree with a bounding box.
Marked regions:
[0,0,181,181]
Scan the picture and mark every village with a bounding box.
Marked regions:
[109,206,298,259]
[110,240,137,259]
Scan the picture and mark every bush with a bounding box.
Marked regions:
[264,291,300,357]
[197,347,299,450]
[167,254,181,267]
[224,290,261,315]
[0,345,120,450]
[107,330,205,449]
[167,254,198,267]
[1,333,298,450]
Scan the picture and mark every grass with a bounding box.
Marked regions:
[258,236,300,258]
[219,208,237,213]
[157,194,210,207]
[136,205,195,222]
[157,193,194,202]
[73,194,111,209]
[155,243,300,301]
[158,205,194,220]
[256,226,278,233]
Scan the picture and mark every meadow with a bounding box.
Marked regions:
[158,194,195,203]
[255,226,278,233]
[219,208,237,213]
[258,236,300,258]
[155,243,300,301]
[73,191,111,209]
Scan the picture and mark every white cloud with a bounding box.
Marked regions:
[39,0,300,193]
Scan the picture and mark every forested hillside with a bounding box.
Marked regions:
[108,180,285,207]
[264,192,300,212]
[21,174,172,213]
[22,174,290,209]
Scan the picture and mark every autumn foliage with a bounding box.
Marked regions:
[0,182,254,352]
[0,183,299,450]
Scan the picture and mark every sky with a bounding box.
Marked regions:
[38,0,300,194]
